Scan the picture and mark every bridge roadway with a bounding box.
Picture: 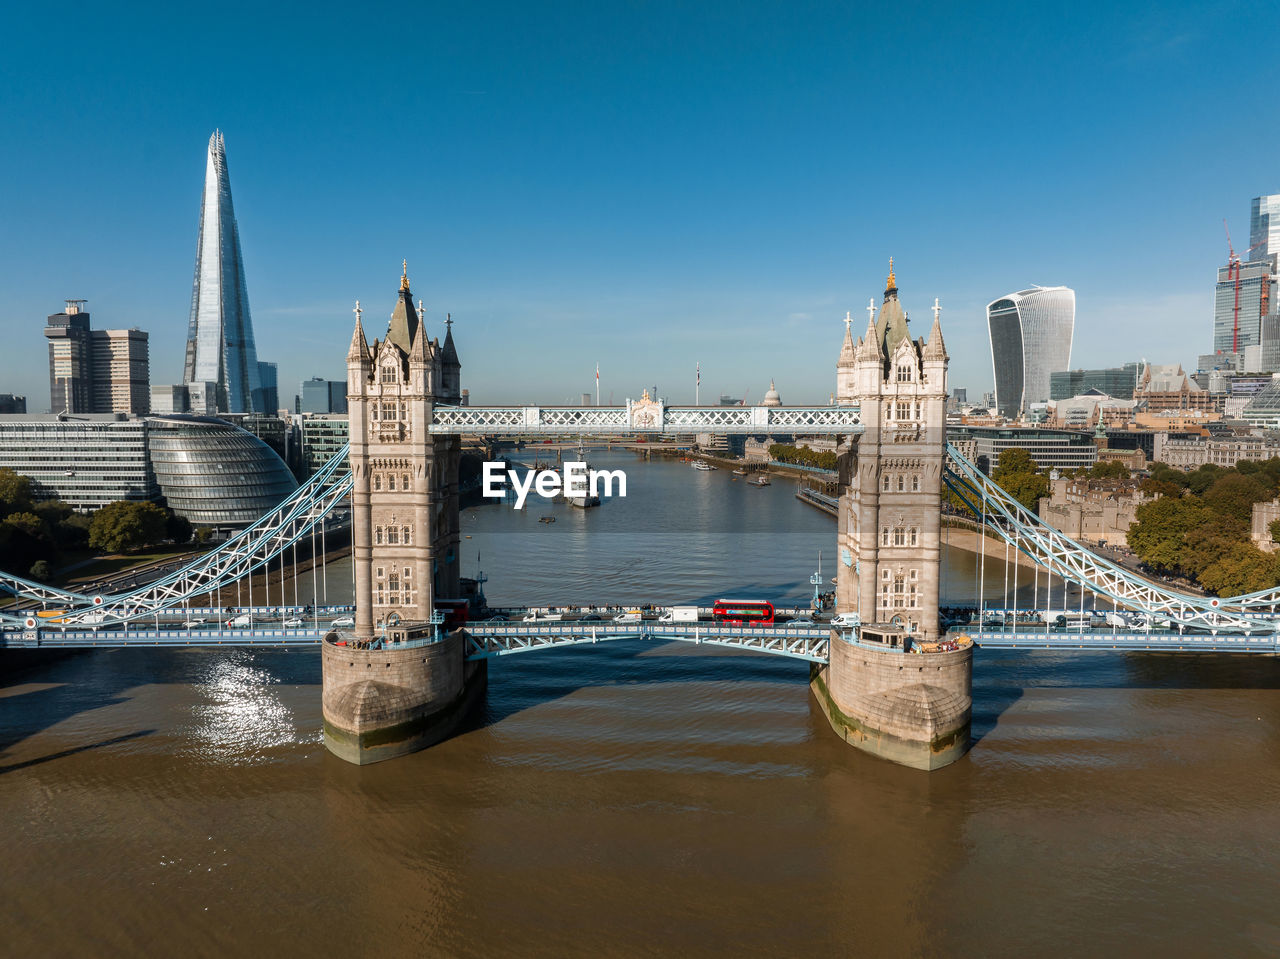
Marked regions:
[4,616,1277,655]
[1,619,833,662]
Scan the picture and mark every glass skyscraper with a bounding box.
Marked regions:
[986,286,1075,419]
[183,130,265,413]
[1250,194,1280,271]
[1213,259,1273,354]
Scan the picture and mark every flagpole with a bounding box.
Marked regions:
[696,361,700,406]
[595,363,600,406]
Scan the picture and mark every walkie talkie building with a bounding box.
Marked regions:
[987,286,1075,419]
[183,130,264,413]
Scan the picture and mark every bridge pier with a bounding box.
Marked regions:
[322,628,486,765]
[810,632,971,770]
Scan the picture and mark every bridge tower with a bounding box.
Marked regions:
[813,261,973,770]
[321,264,485,765]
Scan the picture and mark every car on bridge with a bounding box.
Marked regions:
[182,618,208,628]
[282,617,305,628]
[330,616,355,628]
[830,612,859,628]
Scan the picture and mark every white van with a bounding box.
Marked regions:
[522,611,562,623]
[613,610,643,623]
[830,612,860,628]
[228,614,252,628]
[658,606,699,623]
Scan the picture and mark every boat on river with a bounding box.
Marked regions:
[692,460,716,471]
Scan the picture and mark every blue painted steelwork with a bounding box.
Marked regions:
[943,444,1277,636]
[466,621,831,663]
[0,444,353,627]
[961,629,1278,653]
[7,434,1280,648]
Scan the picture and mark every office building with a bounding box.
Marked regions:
[146,417,297,527]
[987,286,1075,418]
[90,328,149,414]
[946,425,1097,474]
[1250,194,1280,271]
[1049,363,1140,401]
[298,413,349,478]
[0,414,296,525]
[151,384,189,414]
[45,300,150,414]
[0,395,26,414]
[183,130,268,413]
[258,361,279,413]
[1213,259,1275,353]
[44,299,93,413]
[0,414,158,510]
[300,377,347,414]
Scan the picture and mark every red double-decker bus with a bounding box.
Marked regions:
[712,599,775,625]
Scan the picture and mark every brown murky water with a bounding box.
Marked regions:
[3,455,1278,957]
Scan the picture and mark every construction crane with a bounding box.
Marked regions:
[1223,220,1266,353]
[740,388,750,406]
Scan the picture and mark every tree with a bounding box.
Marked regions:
[1270,517,1280,545]
[1198,543,1278,596]
[88,501,170,553]
[195,526,214,545]
[4,511,46,539]
[0,468,33,518]
[993,448,1039,478]
[1140,477,1183,499]
[992,449,1048,511]
[165,512,193,544]
[1127,497,1210,573]
[1089,459,1131,479]
[28,559,51,582]
[1201,473,1271,523]
[1187,464,1224,496]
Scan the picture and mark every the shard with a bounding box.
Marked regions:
[183,130,264,413]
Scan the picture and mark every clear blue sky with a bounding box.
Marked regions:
[2,0,1276,410]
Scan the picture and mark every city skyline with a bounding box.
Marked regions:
[3,3,1279,408]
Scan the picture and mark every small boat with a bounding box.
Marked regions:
[732,468,747,476]
[539,516,556,524]
[750,475,771,487]
[692,460,716,471]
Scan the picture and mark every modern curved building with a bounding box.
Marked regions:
[147,416,297,527]
[987,286,1075,419]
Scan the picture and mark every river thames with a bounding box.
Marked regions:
[2,452,1278,957]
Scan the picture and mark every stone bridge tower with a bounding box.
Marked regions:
[321,264,485,765]
[813,261,973,770]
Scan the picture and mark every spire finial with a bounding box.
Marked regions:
[353,300,362,323]
[886,257,896,292]
[417,298,425,324]
[845,310,852,333]
[446,312,453,330]
[401,260,410,292]
[933,297,941,324]
[866,297,875,325]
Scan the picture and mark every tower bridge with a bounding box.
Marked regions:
[4,261,1279,771]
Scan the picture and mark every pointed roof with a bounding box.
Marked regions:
[923,298,947,361]
[385,261,420,356]
[441,313,460,369]
[348,301,370,364]
[858,314,883,361]
[875,288,910,356]
[838,311,857,367]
